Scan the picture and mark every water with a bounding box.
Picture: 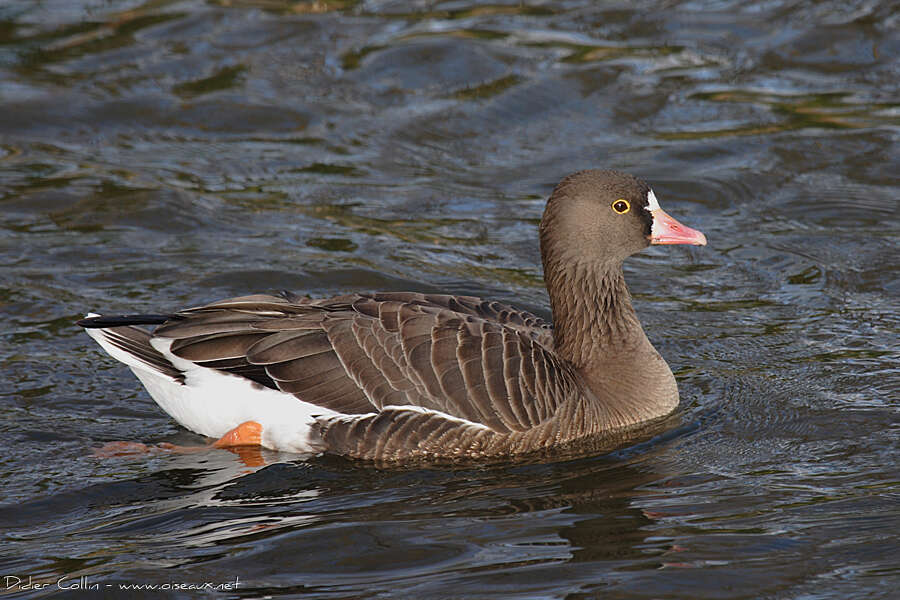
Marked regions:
[1,0,898,597]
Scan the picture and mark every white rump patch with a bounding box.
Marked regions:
[85,327,341,452]
[646,189,662,212]
[144,337,341,452]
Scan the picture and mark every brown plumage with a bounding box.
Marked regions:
[79,170,706,462]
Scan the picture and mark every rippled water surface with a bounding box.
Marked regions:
[1,1,898,598]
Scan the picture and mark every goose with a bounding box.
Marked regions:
[78,170,706,462]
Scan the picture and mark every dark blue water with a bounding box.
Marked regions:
[1,1,898,598]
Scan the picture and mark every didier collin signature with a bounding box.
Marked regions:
[4,575,242,591]
[4,576,100,591]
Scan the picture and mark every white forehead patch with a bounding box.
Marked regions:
[645,189,661,212]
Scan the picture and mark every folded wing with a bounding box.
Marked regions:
[151,292,580,440]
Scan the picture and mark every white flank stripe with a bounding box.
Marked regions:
[381,405,491,430]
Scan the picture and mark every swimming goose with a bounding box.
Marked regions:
[79,170,706,462]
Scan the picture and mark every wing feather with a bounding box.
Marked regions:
[247,330,335,364]
[170,332,270,361]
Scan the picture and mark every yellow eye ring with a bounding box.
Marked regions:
[612,199,630,214]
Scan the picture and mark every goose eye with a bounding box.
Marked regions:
[612,199,630,214]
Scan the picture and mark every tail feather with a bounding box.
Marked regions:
[81,316,184,382]
[77,314,175,328]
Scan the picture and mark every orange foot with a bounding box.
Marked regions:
[93,427,268,468]
[93,441,204,457]
[212,421,263,448]
[93,441,155,457]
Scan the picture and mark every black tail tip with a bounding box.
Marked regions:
[77,314,173,328]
